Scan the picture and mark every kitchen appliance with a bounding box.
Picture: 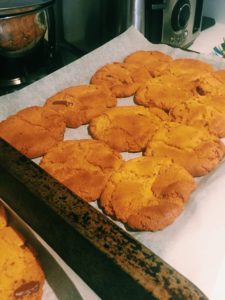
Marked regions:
[145,0,204,47]
[0,0,57,92]
[62,0,204,53]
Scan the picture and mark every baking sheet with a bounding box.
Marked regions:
[0,26,225,299]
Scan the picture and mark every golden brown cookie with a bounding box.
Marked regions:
[213,69,225,83]
[192,94,225,114]
[0,106,66,158]
[169,98,225,138]
[134,74,196,112]
[44,84,117,128]
[144,122,225,177]
[0,226,45,300]
[192,72,225,96]
[100,157,196,231]
[89,106,169,152]
[40,140,123,202]
[90,62,152,98]
[0,203,7,229]
[124,50,173,77]
[169,58,214,77]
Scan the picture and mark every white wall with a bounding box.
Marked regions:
[203,0,225,24]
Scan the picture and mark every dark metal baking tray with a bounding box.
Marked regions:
[0,138,208,299]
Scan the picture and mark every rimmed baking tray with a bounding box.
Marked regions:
[0,138,207,299]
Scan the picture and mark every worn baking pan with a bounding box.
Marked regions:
[0,138,208,300]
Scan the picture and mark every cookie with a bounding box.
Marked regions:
[134,74,195,112]
[192,72,225,96]
[144,122,225,177]
[213,69,225,83]
[169,58,214,77]
[169,98,225,138]
[0,226,45,300]
[89,106,169,152]
[44,84,117,128]
[124,50,172,77]
[193,94,225,114]
[40,140,123,202]
[0,203,7,229]
[90,62,151,98]
[0,106,66,158]
[100,157,196,231]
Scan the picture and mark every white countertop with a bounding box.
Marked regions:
[190,22,225,54]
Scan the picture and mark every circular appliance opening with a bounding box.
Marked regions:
[171,0,191,31]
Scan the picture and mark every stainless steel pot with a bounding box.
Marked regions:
[0,0,54,58]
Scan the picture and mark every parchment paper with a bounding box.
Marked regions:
[1,27,225,300]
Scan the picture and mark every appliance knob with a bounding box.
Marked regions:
[171,0,191,31]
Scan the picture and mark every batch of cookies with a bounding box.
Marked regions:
[1,50,225,233]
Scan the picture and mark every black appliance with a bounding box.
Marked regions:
[61,0,204,53]
[0,0,81,95]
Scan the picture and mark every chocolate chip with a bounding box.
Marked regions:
[196,86,205,96]
[52,100,72,106]
[14,281,40,298]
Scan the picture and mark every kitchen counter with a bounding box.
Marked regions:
[190,21,225,55]
[1,24,225,300]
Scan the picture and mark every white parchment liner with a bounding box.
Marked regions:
[1,27,225,300]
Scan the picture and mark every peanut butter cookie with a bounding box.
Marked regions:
[144,122,225,177]
[89,106,169,152]
[100,157,196,231]
[192,72,225,96]
[213,69,225,83]
[170,98,225,138]
[0,106,66,158]
[169,58,214,77]
[134,74,195,112]
[191,94,225,114]
[90,62,151,97]
[124,50,173,77]
[44,84,117,128]
[40,140,123,202]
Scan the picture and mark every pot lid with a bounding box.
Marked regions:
[0,0,54,17]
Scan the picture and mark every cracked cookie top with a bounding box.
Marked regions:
[100,156,196,231]
[89,105,169,152]
[124,50,173,77]
[144,122,225,177]
[44,84,117,128]
[90,62,152,98]
[169,98,225,138]
[0,106,66,159]
[39,139,123,202]
[134,74,196,112]
[168,58,214,77]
